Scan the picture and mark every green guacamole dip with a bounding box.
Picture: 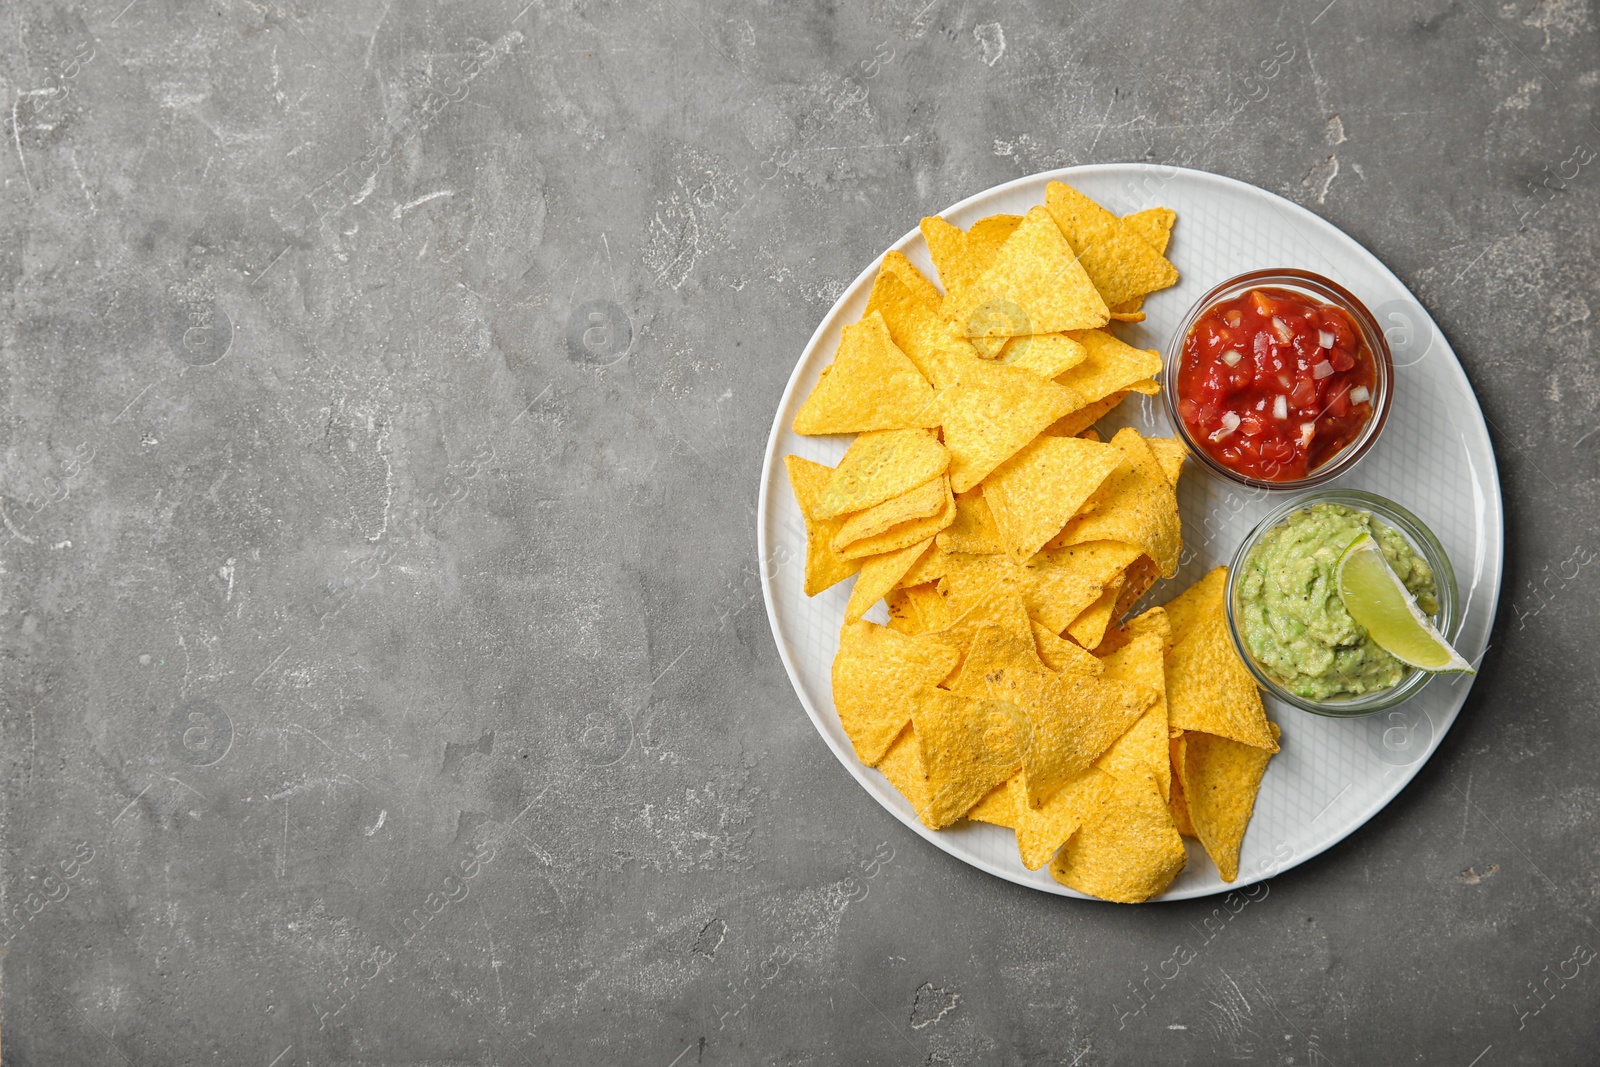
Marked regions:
[1237,503,1439,701]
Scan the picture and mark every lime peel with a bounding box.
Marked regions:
[1337,534,1473,673]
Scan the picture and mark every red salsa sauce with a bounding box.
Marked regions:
[1176,287,1377,481]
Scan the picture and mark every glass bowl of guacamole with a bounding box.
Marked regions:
[1225,490,1461,716]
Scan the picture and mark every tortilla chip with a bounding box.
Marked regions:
[833,619,962,765]
[867,270,970,386]
[999,332,1089,380]
[947,207,1110,338]
[934,537,1139,639]
[966,779,1018,828]
[885,587,920,635]
[837,478,956,560]
[1094,608,1172,798]
[877,722,931,812]
[1123,206,1176,255]
[1044,391,1129,439]
[1163,565,1228,648]
[982,435,1126,559]
[1164,568,1278,752]
[1031,616,1104,674]
[817,429,948,518]
[1110,555,1162,632]
[897,541,949,589]
[1050,768,1186,902]
[1181,722,1280,882]
[845,538,936,623]
[919,592,1039,691]
[1107,310,1146,323]
[1013,768,1115,869]
[953,631,1155,808]
[785,455,864,595]
[1051,427,1182,578]
[1079,429,1101,443]
[886,582,949,635]
[871,249,942,310]
[967,214,1024,267]
[792,312,940,435]
[1066,574,1125,650]
[834,475,948,552]
[910,686,1027,829]
[1044,182,1178,308]
[1168,734,1196,836]
[1023,540,1145,634]
[1055,330,1163,408]
[934,349,1075,492]
[936,488,1005,555]
[1147,437,1187,489]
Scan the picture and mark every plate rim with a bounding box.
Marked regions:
[756,162,1504,902]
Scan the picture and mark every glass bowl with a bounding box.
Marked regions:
[1224,489,1460,717]
[1162,268,1394,491]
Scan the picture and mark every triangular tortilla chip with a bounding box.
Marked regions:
[1050,767,1187,902]
[966,780,1016,827]
[793,312,940,434]
[1095,557,1164,654]
[1162,565,1228,648]
[1066,574,1125,650]
[837,478,955,560]
[1180,721,1279,882]
[1169,734,1196,836]
[870,250,942,310]
[877,722,931,813]
[953,632,1155,808]
[897,540,949,589]
[1023,540,1145,633]
[785,455,864,595]
[1054,330,1163,408]
[1051,428,1182,577]
[982,435,1126,559]
[1043,390,1129,439]
[845,538,936,623]
[947,207,1110,338]
[921,216,979,301]
[1164,569,1278,752]
[817,429,948,518]
[936,488,1005,555]
[1123,205,1176,255]
[1031,615,1104,674]
[917,592,1038,691]
[934,350,1075,492]
[886,582,949,636]
[1147,437,1188,489]
[832,619,961,764]
[999,332,1089,379]
[910,686,1027,829]
[1094,607,1172,798]
[966,214,1024,267]
[1044,182,1178,308]
[833,475,948,553]
[867,270,971,386]
[1013,768,1115,869]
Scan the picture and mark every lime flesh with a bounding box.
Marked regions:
[1337,535,1473,673]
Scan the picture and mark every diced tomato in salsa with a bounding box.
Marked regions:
[1176,287,1376,481]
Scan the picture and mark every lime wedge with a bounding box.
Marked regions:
[1337,534,1473,673]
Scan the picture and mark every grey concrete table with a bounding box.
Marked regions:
[2,1,1597,1064]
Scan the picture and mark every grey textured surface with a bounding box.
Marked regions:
[1,0,1597,1064]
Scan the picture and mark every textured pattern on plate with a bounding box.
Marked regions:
[757,165,1503,901]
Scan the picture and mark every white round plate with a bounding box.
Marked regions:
[757,164,1503,901]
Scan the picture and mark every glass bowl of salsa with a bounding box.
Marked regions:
[1163,269,1393,489]
[1223,489,1461,717]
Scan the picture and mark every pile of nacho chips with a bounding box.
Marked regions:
[787,183,1280,902]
